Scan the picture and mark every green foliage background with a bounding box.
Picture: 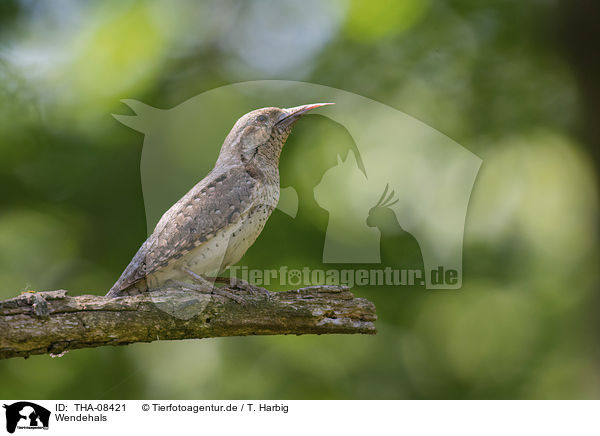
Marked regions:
[0,0,598,399]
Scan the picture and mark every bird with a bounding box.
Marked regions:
[106,103,333,299]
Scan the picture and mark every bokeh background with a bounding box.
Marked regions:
[1,0,599,399]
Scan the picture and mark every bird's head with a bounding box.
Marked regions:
[217,103,334,168]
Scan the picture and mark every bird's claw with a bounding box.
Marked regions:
[178,270,248,304]
[171,280,245,304]
[214,276,271,299]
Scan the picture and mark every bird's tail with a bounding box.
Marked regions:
[105,278,148,298]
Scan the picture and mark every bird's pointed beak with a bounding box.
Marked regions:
[276,102,335,129]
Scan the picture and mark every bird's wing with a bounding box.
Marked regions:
[109,166,265,294]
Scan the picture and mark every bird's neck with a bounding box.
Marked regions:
[245,156,280,187]
[215,126,291,186]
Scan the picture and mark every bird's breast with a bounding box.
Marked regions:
[221,190,277,268]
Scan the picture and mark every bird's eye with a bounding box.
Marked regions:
[256,115,267,122]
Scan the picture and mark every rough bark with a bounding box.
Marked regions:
[0,285,376,360]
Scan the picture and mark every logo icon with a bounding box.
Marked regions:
[114,81,481,289]
[3,402,50,434]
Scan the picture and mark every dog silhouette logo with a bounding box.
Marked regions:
[3,402,50,434]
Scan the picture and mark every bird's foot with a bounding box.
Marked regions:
[212,276,271,298]
[179,268,244,304]
[171,280,244,304]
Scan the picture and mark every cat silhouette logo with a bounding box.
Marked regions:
[3,402,50,433]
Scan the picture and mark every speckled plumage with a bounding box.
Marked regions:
[106,104,332,298]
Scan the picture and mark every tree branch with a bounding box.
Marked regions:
[0,285,376,360]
